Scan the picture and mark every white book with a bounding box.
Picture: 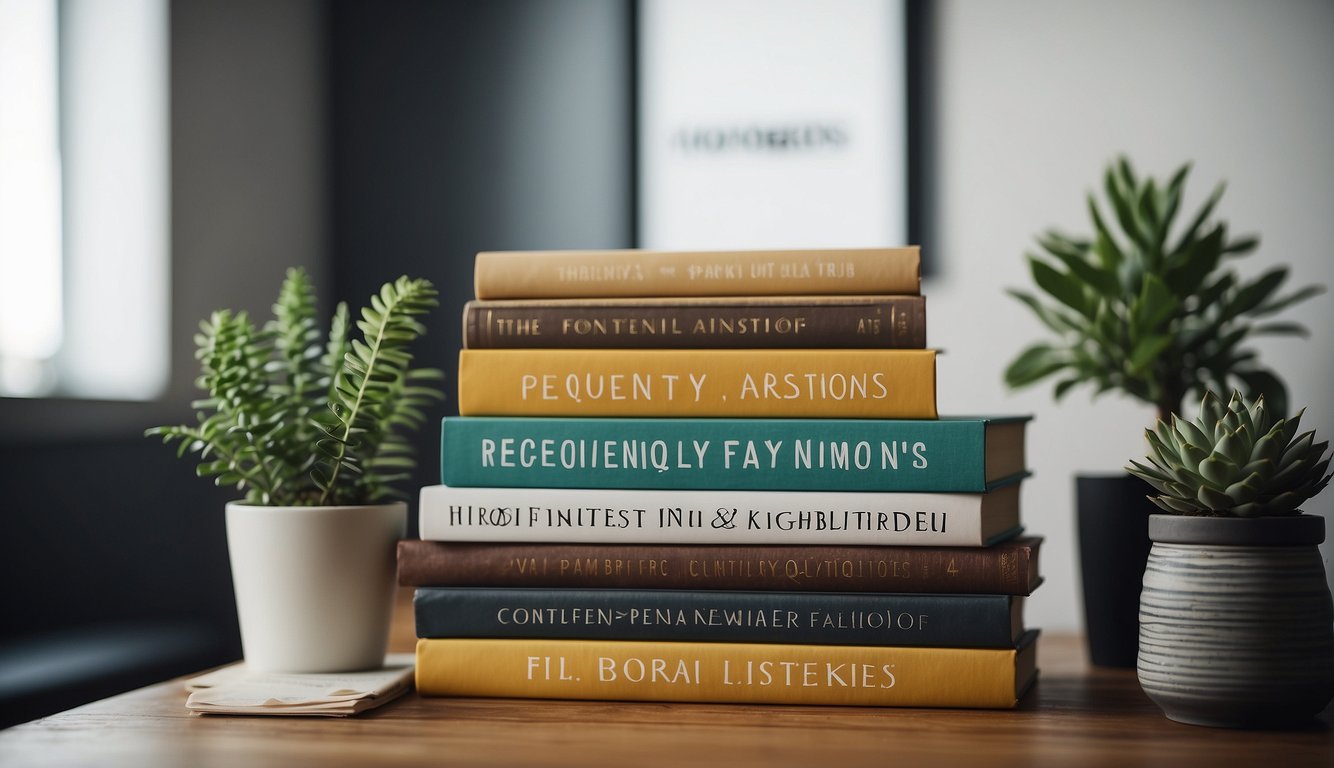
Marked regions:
[417,482,1022,547]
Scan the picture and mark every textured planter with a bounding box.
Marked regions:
[1138,513,1334,728]
[1076,474,1155,667]
[226,502,405,673]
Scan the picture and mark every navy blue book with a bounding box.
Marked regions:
[413,587,1026,648]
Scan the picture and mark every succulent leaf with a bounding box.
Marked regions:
[1196,485,1233,510]
[1173,414,1212,453]
[1224,475,1263,503]
[1197,455,1236,488]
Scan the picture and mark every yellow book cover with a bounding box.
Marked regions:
[473,247,921,299]
[416,634,1038,708]
[457,349,937,419]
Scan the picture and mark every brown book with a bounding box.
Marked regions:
[462,295,926,349]
[397,537,1042,595]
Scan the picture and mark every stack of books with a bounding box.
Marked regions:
[400,247,1043,708]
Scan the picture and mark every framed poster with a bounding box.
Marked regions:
[638,0,908,251]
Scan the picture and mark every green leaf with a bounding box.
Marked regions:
[1234,369,1289,420]
[1006,289,1081,335]
[1196,485,1234,510]
[1133,274,1180,335]
[1105,166,1151,251]
[1128,335,1172,374]
[1053,378,1081,401]
[1088,197,1125,270]
[1156,496,1201,513]
[1252,284,1325,317]
[1251,322,1309,338]
[1171,181,1225,256]
[1221,235,1258,255]
[1037,247,1121,298]
[1004,343,1068,388]
[1225,267,1288,319]
[1164,226,1223,296]
[1029,258,1092,319]
[1197,455,1236,488]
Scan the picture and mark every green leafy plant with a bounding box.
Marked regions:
[1004,157,1323,421]
[147,268,443,506]
[1127,390,1331,517]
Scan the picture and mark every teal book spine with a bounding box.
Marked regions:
[439,416,1030,492]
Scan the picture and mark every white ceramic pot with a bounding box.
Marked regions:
[1138,513,1334,728]
[225,501,405,673]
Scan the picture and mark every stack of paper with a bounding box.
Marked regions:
[185,654,414,717]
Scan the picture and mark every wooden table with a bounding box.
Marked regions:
[2,589,1331,767]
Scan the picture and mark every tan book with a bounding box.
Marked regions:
[473,247,921,299]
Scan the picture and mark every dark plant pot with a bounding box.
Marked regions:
[1076,474,1155,667]
[1138,514,1334,728]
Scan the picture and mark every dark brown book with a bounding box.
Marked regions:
[461,295,925,349]
[397,536,1042,595]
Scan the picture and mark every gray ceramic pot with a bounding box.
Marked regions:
[1138,513,1334,728]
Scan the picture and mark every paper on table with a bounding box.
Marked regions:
[185,653,414,717]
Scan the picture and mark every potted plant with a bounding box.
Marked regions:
[148,268,442,673]
[1127,390,1333,727]
[1004,157,1323,666]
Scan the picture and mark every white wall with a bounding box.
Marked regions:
[928,0,1334,632]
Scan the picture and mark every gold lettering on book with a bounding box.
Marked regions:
[518,372,708,403]
[736,372,890,401]
[555,264,645,283]
[599,657,701,685]
[527,656,576,681]
[689,316,808,335]
[561,317,686,336]
[721,659,893,688]
[495,317,543,336]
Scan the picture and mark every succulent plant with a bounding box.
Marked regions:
[1005,157,1323,422]
[1127,390,1331,517]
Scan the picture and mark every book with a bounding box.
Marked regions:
[461,295,926,349]
[439,416,1029,492]
[413,587,1027,648]
[472,247,921,300]
[417,482,1023,546]
[415,632,1039,708]
[396,537,1045,595]
[457,349,938,419]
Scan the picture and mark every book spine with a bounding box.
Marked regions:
[462,296,926,349]
[415,636,1032,708]
[413,588,1021,648]
[456,349,938,419]
[397,539,1043,595]
[440,417,1002,492]
[416,484,1020,547]
[472,247,921,299]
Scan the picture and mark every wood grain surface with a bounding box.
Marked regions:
[1,588,1330,767]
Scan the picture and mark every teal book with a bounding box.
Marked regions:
[439,416,1030,492]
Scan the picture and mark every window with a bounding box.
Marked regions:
[0,0,168,400]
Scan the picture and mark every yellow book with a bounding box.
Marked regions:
[415,634,1038,709]
[457,349,937,419]
[473,247,921,299]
